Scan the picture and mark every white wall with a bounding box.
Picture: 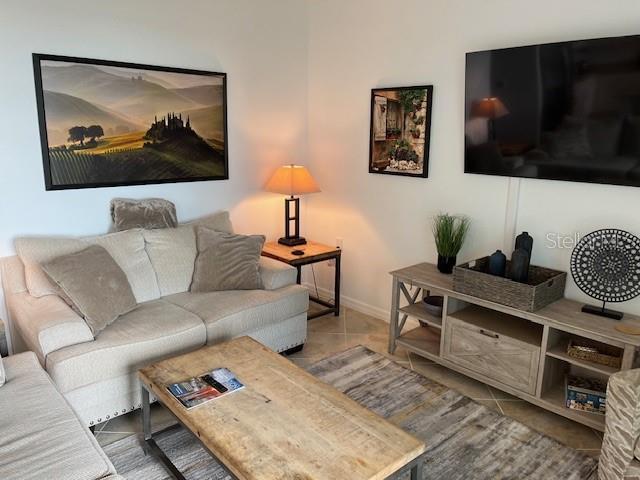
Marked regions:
[0,0,309,254]
[3,0,640,329]
[306,0,640,318]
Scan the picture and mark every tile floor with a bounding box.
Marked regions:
[95,306,603,458]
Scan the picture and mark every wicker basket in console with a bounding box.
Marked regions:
[453,256,566,312]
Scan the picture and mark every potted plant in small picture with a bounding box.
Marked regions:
[386,127,401,140]
[432,213,470,274]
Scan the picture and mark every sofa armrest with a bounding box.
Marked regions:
[599,368,640,480]
[7,292,93,365]
[260,256,298,290]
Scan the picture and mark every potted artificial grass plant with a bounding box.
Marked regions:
[432,213,470,274]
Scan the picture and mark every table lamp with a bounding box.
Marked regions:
[265,164,320,246]
[471,97,509,141]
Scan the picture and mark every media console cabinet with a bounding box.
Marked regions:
[389,262,640,431]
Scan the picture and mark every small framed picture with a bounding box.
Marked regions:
[369,85,433,178]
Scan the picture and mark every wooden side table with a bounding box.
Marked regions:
[262,240,341,319]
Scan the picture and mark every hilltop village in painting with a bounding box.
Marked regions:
[34,56,226,188]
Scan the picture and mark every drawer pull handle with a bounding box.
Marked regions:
[479,329,499,339]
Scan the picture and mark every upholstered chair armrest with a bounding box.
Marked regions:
[260,256,298,290]
[7,292,93,365]
[599,368,640,480]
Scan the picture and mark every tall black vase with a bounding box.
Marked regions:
[510,248,530,283]
[437,254,456,274]
[515,231,533,259]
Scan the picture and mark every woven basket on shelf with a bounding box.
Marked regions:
[453,256,566,312]
[567,339,622,369]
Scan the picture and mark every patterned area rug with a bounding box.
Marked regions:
[104,346,598,479]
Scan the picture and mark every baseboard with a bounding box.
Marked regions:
[302,283,387,320]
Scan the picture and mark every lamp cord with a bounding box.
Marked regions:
[311,264,320,300]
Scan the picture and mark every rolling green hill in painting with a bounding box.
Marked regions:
[49,131,224,186]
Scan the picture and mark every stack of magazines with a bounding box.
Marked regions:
[167,368,244,409]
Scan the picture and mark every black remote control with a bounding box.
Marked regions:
[202,374,228,393]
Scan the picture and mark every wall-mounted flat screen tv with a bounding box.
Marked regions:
[465,35,640,187]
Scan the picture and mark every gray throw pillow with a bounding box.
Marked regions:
[111,198,177,231]
[42,245,137,335]
[191,227,265,292]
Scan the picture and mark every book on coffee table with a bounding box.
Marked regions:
[166,367,244,409]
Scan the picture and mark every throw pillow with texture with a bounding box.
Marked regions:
[42,245,137,335]
[191,227,265,292]
[111,198,177,232]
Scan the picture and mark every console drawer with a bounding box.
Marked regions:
[442,307,541,395]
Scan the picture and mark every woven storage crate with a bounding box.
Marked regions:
[453,256,566,311]
[567,339,622,369]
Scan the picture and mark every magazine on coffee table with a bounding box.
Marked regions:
[167,368,244,409]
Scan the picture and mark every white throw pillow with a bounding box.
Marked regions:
[0,355,5,387]
[15,229,161,303]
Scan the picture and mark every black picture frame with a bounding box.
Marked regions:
[369,85,433,178]
[33,53,228,190]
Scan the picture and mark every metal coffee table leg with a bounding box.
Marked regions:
[410,460,423,479]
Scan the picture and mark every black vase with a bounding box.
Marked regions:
[488,249,507,277]
[515,231,533,259]
[437,254,456,274]
[510,248,530,283]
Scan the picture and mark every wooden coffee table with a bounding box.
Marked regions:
[138,336,426,479]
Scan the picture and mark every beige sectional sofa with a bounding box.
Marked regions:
[0,352,124,480]
[0,212,308,427]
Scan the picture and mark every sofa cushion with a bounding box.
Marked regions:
[143,211,235,297]
[0,352,117,480]
[42,245,137,336]
[185,210,234,233]
[259,256,298,290]
[143,225,196,296]
[165,284,308,344]
[191,228,265,292]
[111,198,177,232]
[46,299,206,393]
[15,229,160,303]
[8,293,94,363]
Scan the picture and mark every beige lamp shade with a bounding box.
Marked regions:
[265,165,320,196]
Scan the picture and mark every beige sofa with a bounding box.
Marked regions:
[0,213,308,427]
[0,352,124,480]
[599,369,640,480]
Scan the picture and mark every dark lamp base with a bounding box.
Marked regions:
[581,304,624,321]
[278,236,307,246]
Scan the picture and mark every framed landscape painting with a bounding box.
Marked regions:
[369,85,433,178]
[33,53,228,190]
